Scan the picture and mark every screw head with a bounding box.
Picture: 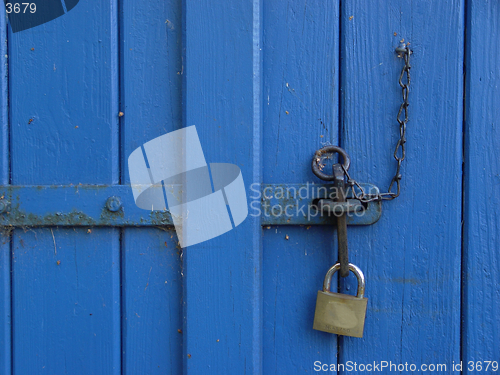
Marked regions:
[106,196,122,212]
[0,199,10,214]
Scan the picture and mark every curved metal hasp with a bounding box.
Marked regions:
[312,146,350,181]
[332,163,349,277]
[312,145,351,278]
[323,262,365,298]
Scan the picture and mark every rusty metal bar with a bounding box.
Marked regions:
[0,183,381,227]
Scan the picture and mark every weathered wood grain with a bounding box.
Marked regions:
[9,1,121,374]
[341,0,463,368]
[12,228,121,374]
[0,7,10,375]
[120,0,183,372]
[3,0,498,373]
[122,228,182,375]
[182,0,262,372]
[464,0,500,370]
[262,0,340,372]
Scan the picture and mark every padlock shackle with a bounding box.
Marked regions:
[323,262,366,298]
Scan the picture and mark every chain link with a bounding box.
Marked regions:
[343,43,412,203]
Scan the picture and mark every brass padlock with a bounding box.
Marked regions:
[313,262,367,338]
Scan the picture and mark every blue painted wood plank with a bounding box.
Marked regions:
[8,1,121,374]
[122,228,182,375]
[120,0,183,185]
[464,0,500,369]
[120,0,183,373]
[261,0,340,372]
[0,9,8,186]
[263,1,340,183]
[341,0,463,367]
[9,0,119,185]
[0,238,10,375]
[263,227,337,373]
[12,228,120,374]
[182,0,262,372]
[0,7,11,375]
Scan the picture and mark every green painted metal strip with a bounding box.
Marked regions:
[259,183,381,226]
[0,184,380,227]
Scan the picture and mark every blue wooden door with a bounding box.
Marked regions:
[0,0,498,374]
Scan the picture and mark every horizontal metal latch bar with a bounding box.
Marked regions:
[0,185,172,227]
[258,183,381,226]
[0,183,381,227]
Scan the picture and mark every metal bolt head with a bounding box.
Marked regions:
[0,199,10,214]
[106,196,122,212]
[396,43,412,56]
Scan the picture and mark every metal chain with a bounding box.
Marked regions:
[342,43,412,203]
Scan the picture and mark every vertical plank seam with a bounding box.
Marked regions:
[337,0,343,368]
[461,0,471,371]
[252,0,263,372]
[2,10,12,375]
[2,10,10,187]
[117,0,124,369]
[338,0,344,151]
[117,0,124,185]
[111,0,121,373]
[117,0,124,366]
[110,0,120,185]
[9,239,12,375]
[119,228,125,375]
[112,228,121,375]
[181,1,188,373]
